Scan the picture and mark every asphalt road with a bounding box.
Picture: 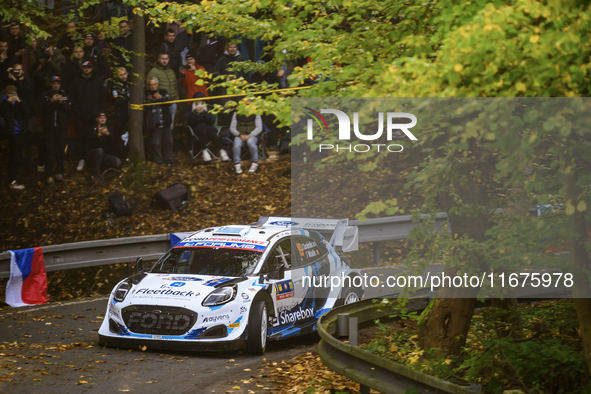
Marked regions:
[0,297,318,394]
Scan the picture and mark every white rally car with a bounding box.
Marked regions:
[98,217,363,354]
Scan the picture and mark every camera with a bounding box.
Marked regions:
[40,43,51,60]
[10,69,20,75]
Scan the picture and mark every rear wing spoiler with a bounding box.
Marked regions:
[254,216,359,252]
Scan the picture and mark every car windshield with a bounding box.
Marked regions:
[150,247,262,277]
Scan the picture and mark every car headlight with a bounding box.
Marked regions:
[202,286,236,307]
[114,281,131,302]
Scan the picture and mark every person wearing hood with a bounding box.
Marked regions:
[147,52,179,127]
[186,92,230,163]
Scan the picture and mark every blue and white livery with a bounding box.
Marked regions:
[98,216,362,354]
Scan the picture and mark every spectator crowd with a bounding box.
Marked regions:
[1,1,292,191]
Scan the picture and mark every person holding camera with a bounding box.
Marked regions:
[87,112,121,184]
[1,85,28,190]
[179,52,208,100]
[40,76,72,184]
[32,42,66,98]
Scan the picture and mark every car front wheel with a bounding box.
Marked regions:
[246,300,268,355]
[342,286,362,305]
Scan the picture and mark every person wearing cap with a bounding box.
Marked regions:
[144,77,173,166]
[40,76,72,184]
[87,112,121,183]
[147,52,179,127]
[71,59,107,170]
[83,33,106,77]
[179,52,208,100]
[1,85,28,190]
[187,91,230,162]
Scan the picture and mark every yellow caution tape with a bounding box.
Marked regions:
[129,86,311,111]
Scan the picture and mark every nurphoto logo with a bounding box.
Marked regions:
[304,108,418,153]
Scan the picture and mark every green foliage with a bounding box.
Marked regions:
[365,300,591,393]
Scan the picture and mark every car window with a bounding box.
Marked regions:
[151,247,261,277]
[260,238,293,274]
[293,236,328,268]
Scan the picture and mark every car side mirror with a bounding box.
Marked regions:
[136,257,144,273]
[258,274,268,284]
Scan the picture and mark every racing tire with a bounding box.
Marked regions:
[246,300,268,355]
[341,286,362,306]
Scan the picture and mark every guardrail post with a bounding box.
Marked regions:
[348,316,370,394]
[373,242,380,267]
[337,313,349,337]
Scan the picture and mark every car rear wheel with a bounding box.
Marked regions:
[246,300,268,355]
[342,286,362,305]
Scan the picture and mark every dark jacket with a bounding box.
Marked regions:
[84,45,106,76]
[88,124,115,151]
[213,50,245,79]
[11,77,35,118]
[32,47,67,98]
[187,107,215,128]
[40,88,72,130]
[144,88,172,129]
[7,34,26,61]
[0,97,28,135]
[60,57,84,94]
[111,33,132,68]
[71,72,106,122]
[196,34,225,72]
[111,79,130,128]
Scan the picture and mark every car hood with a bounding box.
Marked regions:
[126,274,243,306]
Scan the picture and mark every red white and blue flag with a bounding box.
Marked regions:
[5,247,48,307]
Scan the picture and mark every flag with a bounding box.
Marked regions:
[5,247,48,307]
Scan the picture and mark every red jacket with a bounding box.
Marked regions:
[180,65,208,99]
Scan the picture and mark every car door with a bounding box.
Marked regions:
[291,235,331,313]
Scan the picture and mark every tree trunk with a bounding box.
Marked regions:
[559,142,591,376]
[418,155,491,358]
[129,6,146,161]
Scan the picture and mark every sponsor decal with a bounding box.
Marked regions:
[241,293,250,300]
[134,288,199,297]
[229,323,240,328]
[279,307,314,325]
[240,306,247,314]
[203,277,233,287]
[178,237,268,246]
[275,280,294,296]
[215,226,247,234]
[126,311,192,331]
[169,282,185,287]
[203,314,230,323]
[269,221,299,226]
[176,241,266,252]
[277,292,294,300]
[161,277,203,282]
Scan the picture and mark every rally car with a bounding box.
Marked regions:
[98,216,363,354]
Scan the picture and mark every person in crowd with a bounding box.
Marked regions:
[40,76,71,184]
[57,21,78,60]
[60,45,86,94]
[6,23,26,63]
[229,105,263,174]
[213,43,245,126]
[187,92,230,162]
[87,111,121,183]
[180,52,208,99]
[111,20,132,68]
[196,32,225,73]
[144,77,173,166]
[1,86,27,190]
[83,33,106,76]
[32,42,66,99]
[23,37,42,77]
[104,0,131,28]
[147,52,179,127]
[7,63,42,172]
[71,60,106,171]
[158,28,183,79]
[166,21,193,65]
[0,40,13,89]
[111,67,130,135]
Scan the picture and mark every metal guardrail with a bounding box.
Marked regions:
[317,294,481,394]
[0,235,171,279]
[0,213,450,279]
